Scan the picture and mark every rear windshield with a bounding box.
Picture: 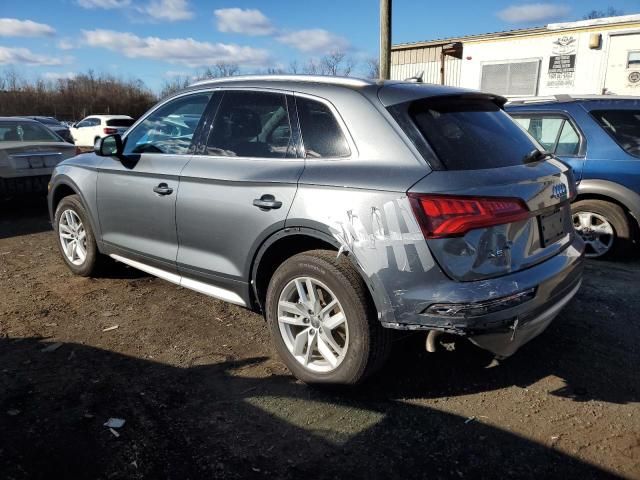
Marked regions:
[107,118,134,127]
[396,97,538,170]
[0,121,61,142]
[590,109,640,158]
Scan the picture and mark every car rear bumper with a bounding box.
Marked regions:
[380,234,585,357]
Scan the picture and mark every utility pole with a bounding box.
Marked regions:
[379,0,392,80]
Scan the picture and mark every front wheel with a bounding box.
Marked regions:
[265,250,391,385]
[54,194,100,276]
[572,199,631,259]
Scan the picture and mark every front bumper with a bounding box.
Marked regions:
[380,235,584,357]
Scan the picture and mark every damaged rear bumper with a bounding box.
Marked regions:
[380,236,584,357]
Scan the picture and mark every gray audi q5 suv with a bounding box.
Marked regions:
[48,75,584,385]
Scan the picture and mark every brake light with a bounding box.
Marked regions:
[103,128,118,134]
[408,194,530,239]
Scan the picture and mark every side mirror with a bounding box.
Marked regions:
[95,134,123,157]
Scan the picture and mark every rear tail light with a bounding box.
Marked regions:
[408,193,530,239]
[103,128,118,135]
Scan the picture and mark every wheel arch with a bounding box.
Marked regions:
[576,179,640,237]
[250,227,383,318]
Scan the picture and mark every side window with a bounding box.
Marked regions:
[90,118,100,127]
[297,97,350,158]
[521,117,563,151]
[76,119,90,128]
[206,91,292,158]
[555,121,580,155]
[123,93,212,155]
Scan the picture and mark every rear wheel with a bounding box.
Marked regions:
[265,250,391,385]
[572,199,631,259]
[54,194,100,276]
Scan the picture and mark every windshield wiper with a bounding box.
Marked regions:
[523,149,552,164]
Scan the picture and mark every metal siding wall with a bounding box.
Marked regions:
[391,46,462,85]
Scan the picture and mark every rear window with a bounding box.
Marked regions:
[107,118,134,127]
[0,121,61,142]
[590,109,640,158]
[395,97,538,170]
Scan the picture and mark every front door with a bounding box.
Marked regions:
[176,89,303,299]
[96,91,213,272]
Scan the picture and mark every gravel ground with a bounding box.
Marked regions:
[1,197,639,479]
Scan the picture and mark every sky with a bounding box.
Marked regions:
[0,0,637,91]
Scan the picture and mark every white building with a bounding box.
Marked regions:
[391,14,640,97]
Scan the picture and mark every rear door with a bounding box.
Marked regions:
[386,93,577,281]
[97,91,213,272]
[511,112,585,180]
[604,33,640,95]
[175,89,303,300]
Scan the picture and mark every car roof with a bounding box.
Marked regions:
[0,116,40,123]
[82,115,133,119]
[178,75,499,107]
[506,95,640,110]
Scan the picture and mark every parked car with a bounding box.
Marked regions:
[69,115,134,147]
[48,76,584,385]
[507,96,640,258]
[22,116,74,144]
[0,117,76,196]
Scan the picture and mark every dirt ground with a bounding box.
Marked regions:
[1,197,639,480]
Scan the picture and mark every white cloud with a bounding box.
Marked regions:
[43,71,77,80]
[57,39,74,50]
[214,8,275,36]
[139,0,193,22]
[0,46,66,66]
[82,29,270,67]
[277,29,350,53]
[77,0,130,8]
[0,18,55,37]
[497,3,570,23]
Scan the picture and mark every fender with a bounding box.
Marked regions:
[250,225,390,320]
[48,172,104,252]
[577,179,640,223]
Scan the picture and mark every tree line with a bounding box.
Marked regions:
[0,51,378,121]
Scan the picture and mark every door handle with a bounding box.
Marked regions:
[153,183,173,196]
[253,194,282,210]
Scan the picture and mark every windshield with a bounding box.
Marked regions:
[36,117,61,126]
[590,109,640,158]
[0,121,62,142]
[393,97,539,170]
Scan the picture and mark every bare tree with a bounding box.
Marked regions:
[302,51,355,76]
[365,57,380,80]
[0,69,156,121]
[288,60,300,74]
[159,75,192,98]
[583,7,624,19]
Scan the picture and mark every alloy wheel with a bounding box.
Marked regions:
[277,277,349,373]
[58,209,87,266]
[573,211,614,258]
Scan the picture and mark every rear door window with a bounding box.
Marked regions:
[403,97,537,170]
[297,97,350,158]
[514,115,581,155]
[206,90,292,158]
[590,109,640,158]
[107,119,134,127]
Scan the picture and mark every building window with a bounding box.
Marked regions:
[480,60,540,96]
[628,51,640,68]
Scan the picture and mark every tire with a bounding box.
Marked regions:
[571,199,632,259]
[265,250,391,385]
[54,194,100,276]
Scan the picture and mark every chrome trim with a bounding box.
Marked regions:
[10,152,64,157]
[109,254,246,307]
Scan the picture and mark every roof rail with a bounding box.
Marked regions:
[189,75,374,88]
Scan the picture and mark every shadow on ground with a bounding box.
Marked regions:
[0,337,620,480]
[0,196,51,239]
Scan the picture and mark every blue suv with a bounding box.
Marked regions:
[507,96,640,258]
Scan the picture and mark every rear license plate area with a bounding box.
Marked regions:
[539,208,565,247]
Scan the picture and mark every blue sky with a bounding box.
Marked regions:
[0,0,637,91]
